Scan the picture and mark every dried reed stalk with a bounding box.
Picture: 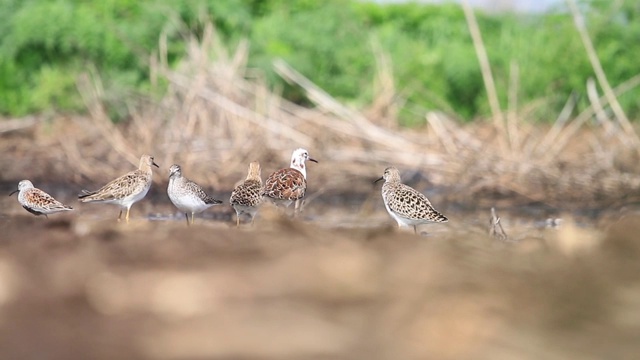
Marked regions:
[368,37,398,129]
[273,59,413,150]
[76,72,139,170]
[0,116,39,134]
[566,0,639,146]
[544,74,640,162]
[586,78,616,136]
[462,0,506,151]
[535,91,577,157]
[507,61,521,152]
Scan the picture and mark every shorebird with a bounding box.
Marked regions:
[375,167,448,234]
[264,148,318,215]
[9,180,73,217]
[230,161,264,226]
[167,164,223,226]
[78,154,158,223]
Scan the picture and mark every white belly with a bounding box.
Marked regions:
[115,183,151,209]
[171,195,211,213]
[168,182,211,214]
[384,202,413,227]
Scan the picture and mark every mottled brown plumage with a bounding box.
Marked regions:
[264,168,306,206]
[230,161,264,226]
[79,154,159,222]
[376,167,448,234]
[10,180,73,217]
[264,148,317,215]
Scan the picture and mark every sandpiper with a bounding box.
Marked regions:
[230,161,264,226]
[264,148,318,215]
[375,167,448,234]
[9,180,73,217]
[167,164,222,225]
[78,154,159,223]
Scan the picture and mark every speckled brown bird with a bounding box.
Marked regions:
[78,154,159,223]
[375,166,448,234]
[10,180,73,217]
[230,161,264,226]
[264,148,318,214]
[167,164,223,226]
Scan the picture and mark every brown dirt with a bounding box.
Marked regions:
[0,207,639,359]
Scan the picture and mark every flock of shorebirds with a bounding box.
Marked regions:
[9,148,449,233]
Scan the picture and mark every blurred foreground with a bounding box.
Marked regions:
[0,209,638,359]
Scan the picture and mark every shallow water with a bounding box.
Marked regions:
[1,181,606,239]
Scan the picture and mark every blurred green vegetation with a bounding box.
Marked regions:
[0,0,639,125]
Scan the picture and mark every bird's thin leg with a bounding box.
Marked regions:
[184,213,190,226]
[236,214,240,227]
[293,200,300,218]
[414,225,417,234]
[125,208,130,223]
[190,213,195,225]
[117,210,123,222]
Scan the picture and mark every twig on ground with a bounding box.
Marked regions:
[489,207,508,241]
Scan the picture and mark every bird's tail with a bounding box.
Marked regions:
[78,189,96,201]
[206,197,223,205]
[435,212,449,223]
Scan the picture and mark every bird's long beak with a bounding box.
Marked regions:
[374,177,384,184]
[152,161,160,168]
[9,189,18,196]
[309,157,318,163]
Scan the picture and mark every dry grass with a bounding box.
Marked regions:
[2,22,640,209]
[64,24,452,192]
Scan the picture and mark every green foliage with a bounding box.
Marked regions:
[245,0,640,124]
[30,65,83,111]
[359,3,484,122]
[249,0,374,105]
[0,0,251,116]
[0,0,639,125]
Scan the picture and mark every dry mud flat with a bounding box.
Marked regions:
[0,213,638,360]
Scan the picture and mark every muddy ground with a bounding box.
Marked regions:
[0,192,639,359]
